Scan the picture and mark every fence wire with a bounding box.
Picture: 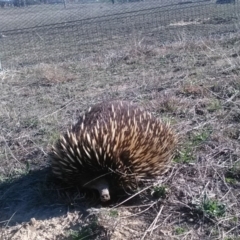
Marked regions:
[0,0,239,68]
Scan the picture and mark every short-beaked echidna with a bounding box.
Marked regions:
[49,101,177,202]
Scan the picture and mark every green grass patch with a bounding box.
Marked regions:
[175,227,186,235]
[151,185,168,199]
[197,194,226,218]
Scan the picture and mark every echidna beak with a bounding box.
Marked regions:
[87,178,111,202]
[100,188,111,202]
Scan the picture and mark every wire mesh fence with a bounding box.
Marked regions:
[0,0,239,68]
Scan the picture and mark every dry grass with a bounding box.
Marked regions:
[1,0,239,69]
[0,27,240,239]
[32,63,77,83]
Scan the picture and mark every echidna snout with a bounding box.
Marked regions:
[85,178,111,202]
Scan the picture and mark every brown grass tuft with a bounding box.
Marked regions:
[33,63,76,83]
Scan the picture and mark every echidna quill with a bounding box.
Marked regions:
[49,101,177,202]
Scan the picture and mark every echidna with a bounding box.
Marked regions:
[49,101,177,202]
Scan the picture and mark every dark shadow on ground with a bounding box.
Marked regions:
[0,167,88,226]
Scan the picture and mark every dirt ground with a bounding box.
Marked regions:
[0,2,240,240]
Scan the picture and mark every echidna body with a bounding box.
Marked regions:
[50,101,177,202]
